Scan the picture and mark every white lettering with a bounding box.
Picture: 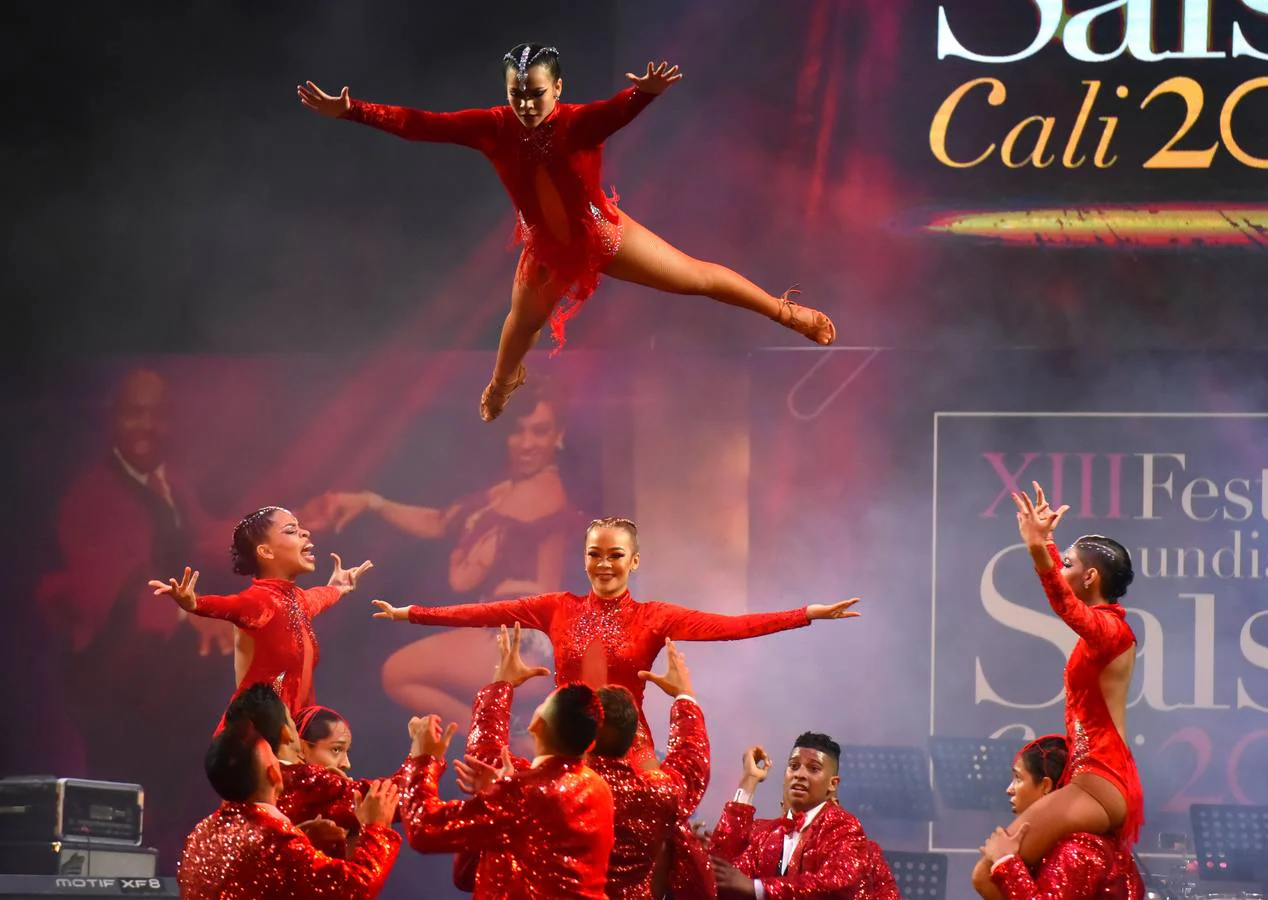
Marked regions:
[937,0,1063,63]
[1233,0,1268,59]
[1236,610,1268,711]
[1138,453,1186,519]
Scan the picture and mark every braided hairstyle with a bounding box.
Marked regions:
[502,43,561,84]
[230,506,283,576]
[587,516,638,552]
[1073,535,1134,602]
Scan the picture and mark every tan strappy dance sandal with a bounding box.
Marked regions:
[479,364,528,422]
[771,287,836,346]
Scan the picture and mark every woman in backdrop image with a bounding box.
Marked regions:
[371,515,862,769]
[297,43,835,422]
[978,734,1144,898]
[301,384,577,727]
[971,483,1143,900]
[148,506,374,724]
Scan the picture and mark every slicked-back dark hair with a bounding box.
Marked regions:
[547,683,603,756]
[223,683,288,754]
[592,686,639,758]
[1074,535,1134,602]
[205,720,265,802]
[792,731,841,771]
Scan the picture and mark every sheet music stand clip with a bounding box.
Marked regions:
[929,736,1023,812]
[836,745,935,821]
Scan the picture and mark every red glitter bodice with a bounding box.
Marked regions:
[991,832,1146,899]
[344,88,656,346]
[709,801,900,899]
[1037,544,1143,845]
[400,753,613,899]
[194,579,342,724]
[407,590,808,763]
[177,801,398,899]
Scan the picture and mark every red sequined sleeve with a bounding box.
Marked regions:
[466,682,531,771]
[662,698,710,815]
[400,755,524,854]
[990,837,1112,900]
[757,837,884,900]
[568,86,657,147]
[344,100,499,150]
[1037,544,1134,658]
[193,587,274,628]
[407,593,556,633]
[709,801,759,866]
[649,602,810,643]
[302,585,344,618]
[273,822,400,897]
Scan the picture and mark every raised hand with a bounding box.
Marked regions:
[493,623,551,687]
[980,822,1030,863]
[354,779,400,828]
[148,566,199,612]
[739,745,771,794]
[297,80,351,118]
[1012,481,1069,548]
[625,61,683,95]
[328,553,373,594]
[410,714,459,758]
[638,638,693,698]
[454,746,514,795]
[806,598,862,621]
[371,599,409,621]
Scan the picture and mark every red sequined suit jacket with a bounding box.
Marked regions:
[1037,543,1144,846]
[193,579,342,722]
[460,681,711,899]
[709,801,899,900]
[407,591,808,763]
[401,751,614,899]
[278,761,406,858]
[991,832,1146,899]
[177,800,399,899]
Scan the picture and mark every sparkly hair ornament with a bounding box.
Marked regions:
[502,44,560,87]
[1016,733,1070,787]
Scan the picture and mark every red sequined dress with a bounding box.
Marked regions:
[400,751,613,899]
[1037,543,1144,846]
[991,832,1146,899]
[343,87,656,348]
[406,590,809,766]
[177,801,399,899]
[710,800,899,899]
[192,579,342,725]
[460,680,712,900]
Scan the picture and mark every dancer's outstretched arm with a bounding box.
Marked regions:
[298,80,498,148]
[568,61,681,146]
[148,566,273,628]
[649,598,860,642]
[371,593,554,633]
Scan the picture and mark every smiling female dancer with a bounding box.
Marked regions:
[298,44,835,421]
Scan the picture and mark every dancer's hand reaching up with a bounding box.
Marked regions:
[638,638,693,698]
[625,61,682,95]
[739,746,770,794]
[493,624,550,687]
[1013,481,1068,549]
[410,715,459,758]
[807,598,861,621]
[297,81,351,118]
[454,747,515,795]
[328,553,373,594]
[148,567,199,612]
[371,600,409,621]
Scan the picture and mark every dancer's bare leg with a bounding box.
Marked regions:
[971,775,1125,899]
[601,212,835,344]
[483,253,559,421]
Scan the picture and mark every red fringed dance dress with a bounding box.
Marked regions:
[191,579,342,724]
[405,590,810,766]
[177,801,399,899]
[709,800,899,899]
[343,87,656,348]
[399,751,614,899]
[991,832,1145,899]
[1036,544,1144,846]
[459,681,713,900]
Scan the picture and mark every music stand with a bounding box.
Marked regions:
[929,736,1023,811]
[1190,804,1268,888]
[884,850,948,900]
[836,745,936,821]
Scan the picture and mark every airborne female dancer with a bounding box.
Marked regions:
[371,516,860,769]
[298,44,835,421]
[971,483,1143,899]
